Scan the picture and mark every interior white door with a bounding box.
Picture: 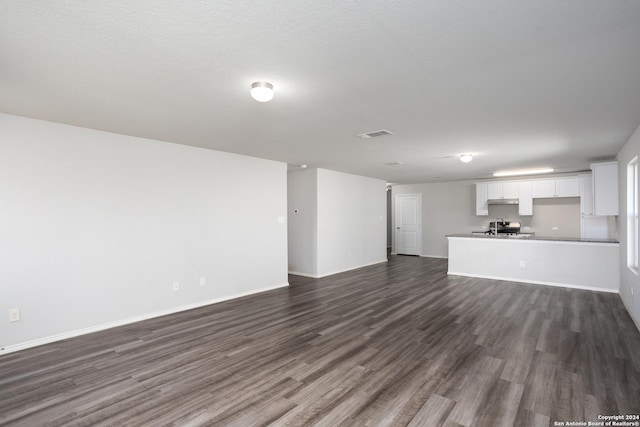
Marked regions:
[395,194,422,255]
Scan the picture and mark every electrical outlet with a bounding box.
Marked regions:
[173,282,179,291]
[552,226,559,231]
[519,260,526,268]
[9,308,20,322]
[200,277,206,287]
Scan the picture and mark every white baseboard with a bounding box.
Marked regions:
[447,271,618,294]
[317,259,388,278]
[290,259,388,279]
[620,293,640,332]
[288,270,318,278]
[391,253,447,259]
[0,282,289,356]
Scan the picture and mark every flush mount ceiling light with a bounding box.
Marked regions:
[250,81,274,102]
[493,168,554,177]
[357,129,393,139]
[460,154,473,163]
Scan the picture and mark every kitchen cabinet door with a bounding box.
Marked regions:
[579,174,594,217]
[592,162,619,216]
[476,183,488,216]
[555,178,579,197]
[487,181,519,199]
[532,180,556,198]
[532,178,578,198]
[518,182,533,216]
[502,182,519,199]
[486,182,503,200]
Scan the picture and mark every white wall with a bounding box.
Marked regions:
[392,182,474,257]
[617,123,640,330]
[287,168,387,278]
[316,169,387,277]
[287,169,317,276]
[0,113,288,352]
[392,181,598,258]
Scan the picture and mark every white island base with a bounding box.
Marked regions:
[447,236,620,293]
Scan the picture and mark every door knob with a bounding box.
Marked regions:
[396,227,400,229]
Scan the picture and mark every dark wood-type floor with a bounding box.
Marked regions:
[1,256,640,426]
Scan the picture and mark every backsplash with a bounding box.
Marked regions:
[479,197,581,238]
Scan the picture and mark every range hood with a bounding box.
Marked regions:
[487,198,519,205]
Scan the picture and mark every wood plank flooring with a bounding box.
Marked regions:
[1,255,639,426]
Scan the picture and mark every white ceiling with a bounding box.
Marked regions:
[1,1,640,184]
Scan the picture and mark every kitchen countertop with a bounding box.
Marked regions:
[446,233,619,244]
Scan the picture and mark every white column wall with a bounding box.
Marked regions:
[316,169,387,277]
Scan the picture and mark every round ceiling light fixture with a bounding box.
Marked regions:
[460,153,473,163]
[250,81,274,102]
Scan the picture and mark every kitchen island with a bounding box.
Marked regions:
[447,234,620,292]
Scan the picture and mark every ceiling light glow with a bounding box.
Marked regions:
[460,154,473,163]
[493,168,554,177]
[250,81,274,102]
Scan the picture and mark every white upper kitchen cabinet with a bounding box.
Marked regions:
[578,174,594,217]
[532,177,579,198]
[478,175,584,217]
[556,178,580,197]
[531,179,556,198]
[478,180,528,216]
[591,162,619,216]
[487,181,518,200]
[518,181,533,216]
[579,173,609,238]
[486,182,501,200]
[476,183,489,216]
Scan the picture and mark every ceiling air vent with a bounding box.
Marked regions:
[357,129,393,139]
